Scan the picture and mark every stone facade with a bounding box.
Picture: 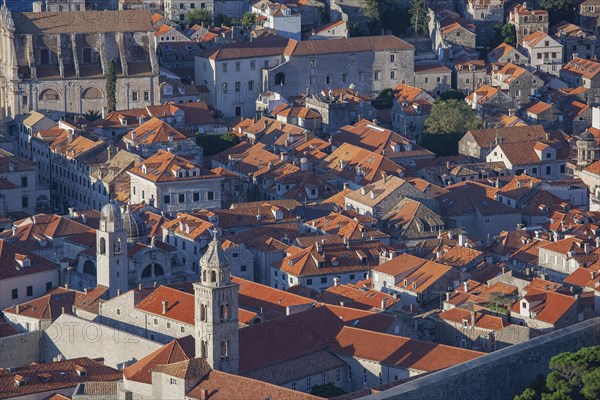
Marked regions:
[264,36,415,101]
[0,10,160,135]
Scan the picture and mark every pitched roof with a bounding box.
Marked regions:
[200,37,288,60]
[329,326,483,370]
[0,239,59,279]
[12,10,153,34]
[0,357,120,399]
[128,149,219,183]
[284,35,413,57]
[438,308,510,330]
[373,254,453,293]
[562,57,600,79]
[465,124,548,148]
[122,117,189,145]
[521,31,553,47]
[122,336,195,383]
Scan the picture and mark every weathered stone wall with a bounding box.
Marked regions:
[0,330,42,368]
[364,317,600,400]
[42,314,162,369]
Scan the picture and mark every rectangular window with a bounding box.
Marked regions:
[170,378,177,384]
[179,2,183,8]
[167,322,171,328]
[154,318,158,325]
[306,378,312,391]
[164,194,171,204]
[390,54,396,63]
[349,55,355,65]
[132,91,139,101]
[181,326,185,333]
[336,368,341,382]
[12,288,18,299]
[321,277,327,284]
[546,166,552,175]
[207,191,214,201]
[248,80,254,91]
[178,193,185,203]
[309,59,315,68]
[374,71,380,80]
[46,282,52,291]
[141,190,145,200]
[144,91,150,101]
[341,73,347,83]
[22,196,28,208]
[307,278,313,285]
[250,60,256,70]
[193,192,200,202]
[222,63,227,73]
[21,176,28,187]
[235,62,240,71]
[326,75,331,84]
[235,82,240,92]
[390,70,396,80]
[26,286,33,297]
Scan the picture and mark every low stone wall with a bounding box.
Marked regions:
[364,317,600,400]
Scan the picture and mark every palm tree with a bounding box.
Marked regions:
[83,110,102,122]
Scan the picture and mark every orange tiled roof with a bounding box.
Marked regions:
[562,57,600,79]
[123,336,195,384]
[129,149,219,183]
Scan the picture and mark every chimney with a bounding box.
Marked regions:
[463,281,470,292]
[591,270,596,280]
[596,236,600,248]
[102,107,108,119]
[381,299,387,311]
[84,288,88,294]
[199,388,208,400]
[61,307,66,315]
[381,171,387,182]
[154,281,158,288]
[138,283,144,290]
[458,234,466,247]
[470,310,476,327]
[339,301,346,307]
[585,242,591,254]
[15,304,20,314]
[106,146,112,162]
[12,226,16,236]
[81,214,87,224]
[333,277,341,286]
[445,292,451,302]
[300,157,308,172]
[117,289,122,296]
[68,207,75,217]
[162,300,168,314]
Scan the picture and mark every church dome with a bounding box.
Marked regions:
[122,207,146,243]
[100,202,121,223]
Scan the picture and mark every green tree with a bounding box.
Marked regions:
[186,9,213,26]
[540,0,575,25]
[500,23,516,46]
[514,346,600,400]
[240,12,256,29]
[196,132,240,156]
[105,59,116,112]
[372,88,394,109]
[409,0,430,36]
[514,388,537,400]
[438,89,466,101]
[421,99,482,156]
[83,110,101,122]
[310,383,346,398]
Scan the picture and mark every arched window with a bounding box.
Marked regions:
[82,47,94,64]
[40,48,51,65]
[83,260,96,275]
[201,340,207,357]
[114,238,122,254]
[141,264,152,278]
[221,340,229,358]
[202,270,207,282]
[154,264,165,276]
[275,72,285,86]
[210,270,216,283]
[82,87,104,100]
[99,237,106,254]
[40,89,60,101]
[200,303,207,321]
[221,303,229,321]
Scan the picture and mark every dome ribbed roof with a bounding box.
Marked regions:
[122,207,146,242]
[100,202,121,223]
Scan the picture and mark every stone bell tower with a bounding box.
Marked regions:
[97,202,128,298]
[193,230,239,374]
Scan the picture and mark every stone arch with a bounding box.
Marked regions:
[99,237,106,254]
[83,260,96,275]
[141,264,152,278]
[35,194,49,211]
[201,340,207,357]
[154,263,165,276]
[210,270,217,283]
[39,89,60,101]
[275,72,285,86]
[82,87,104,100]
[202,270,207,282]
